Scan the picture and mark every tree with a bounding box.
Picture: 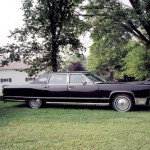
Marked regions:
[84,0,150,46]
[123,41,149,80]
[87,37,129,80]
[84,0,150,78]
[1,0,86,75]
[0,47,7,66]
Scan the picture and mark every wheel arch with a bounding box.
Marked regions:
[109,91,135,105]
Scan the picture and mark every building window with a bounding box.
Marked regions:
[25,77,36,82]
[0,78,12,83]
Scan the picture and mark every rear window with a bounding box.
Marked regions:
[48,74,67,84]
[32,73,49,84]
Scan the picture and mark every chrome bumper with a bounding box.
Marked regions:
[135,98,150,105]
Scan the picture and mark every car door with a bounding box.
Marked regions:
[68,73,99,102]
[42,74,68,101]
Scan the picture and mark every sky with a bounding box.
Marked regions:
[0,0,131,52]
[0,0,23,46]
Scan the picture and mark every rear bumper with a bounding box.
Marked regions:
[0,96,4,101]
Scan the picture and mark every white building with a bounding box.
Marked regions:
[0,61,35,89]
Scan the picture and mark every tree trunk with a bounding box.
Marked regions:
[48,1,58,72]
[51,41,58,72]
[51,27,58,72]
[145,45,150,78]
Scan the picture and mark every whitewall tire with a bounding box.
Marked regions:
[112,94,134,112]
[28,99,43,109]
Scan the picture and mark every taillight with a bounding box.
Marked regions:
[2,85,6,94]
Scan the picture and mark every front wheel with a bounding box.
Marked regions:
[112,94,134,112]
[27,99,43,109]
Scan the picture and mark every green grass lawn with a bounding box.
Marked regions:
[0,101,150,150]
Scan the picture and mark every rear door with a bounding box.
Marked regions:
[42,74,68,100]
[68,73,99,102]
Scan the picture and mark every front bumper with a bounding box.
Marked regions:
[135,98,150,105]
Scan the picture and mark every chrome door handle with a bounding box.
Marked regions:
[68,85,74,89]
[44,85,49,88]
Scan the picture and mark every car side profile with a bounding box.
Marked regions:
[2,71,150,112]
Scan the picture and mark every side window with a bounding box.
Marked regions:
[33,73,49,84]
[70,74,87,84]
[49,74,67,85]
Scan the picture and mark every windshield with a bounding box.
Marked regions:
[85,73,105,83]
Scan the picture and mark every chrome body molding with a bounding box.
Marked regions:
[2,99,26,102]
[46,102,109,106]
[68,97,109,100]
[4,96,109,100]
[4,96,68,100]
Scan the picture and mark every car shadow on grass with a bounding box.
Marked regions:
[133,105,150,112]
[13,102,112,111]
[44,103,112,111]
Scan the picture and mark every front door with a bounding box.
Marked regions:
[68,74,99,102]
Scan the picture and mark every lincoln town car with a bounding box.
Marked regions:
[1,72,150,112]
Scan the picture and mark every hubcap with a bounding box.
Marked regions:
[115,96,131,111]
[30,99,42,108]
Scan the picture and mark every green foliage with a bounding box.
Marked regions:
[86,0,150,79]
[123,41,150,80]
[85,0,150,45]
[1,0,86,74]
[87,31,129,80]
[88,39,150,80]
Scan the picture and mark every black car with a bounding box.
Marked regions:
[1,71,150,112]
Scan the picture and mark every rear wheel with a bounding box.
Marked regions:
[28,99,43,109]
[112,94,134,112]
